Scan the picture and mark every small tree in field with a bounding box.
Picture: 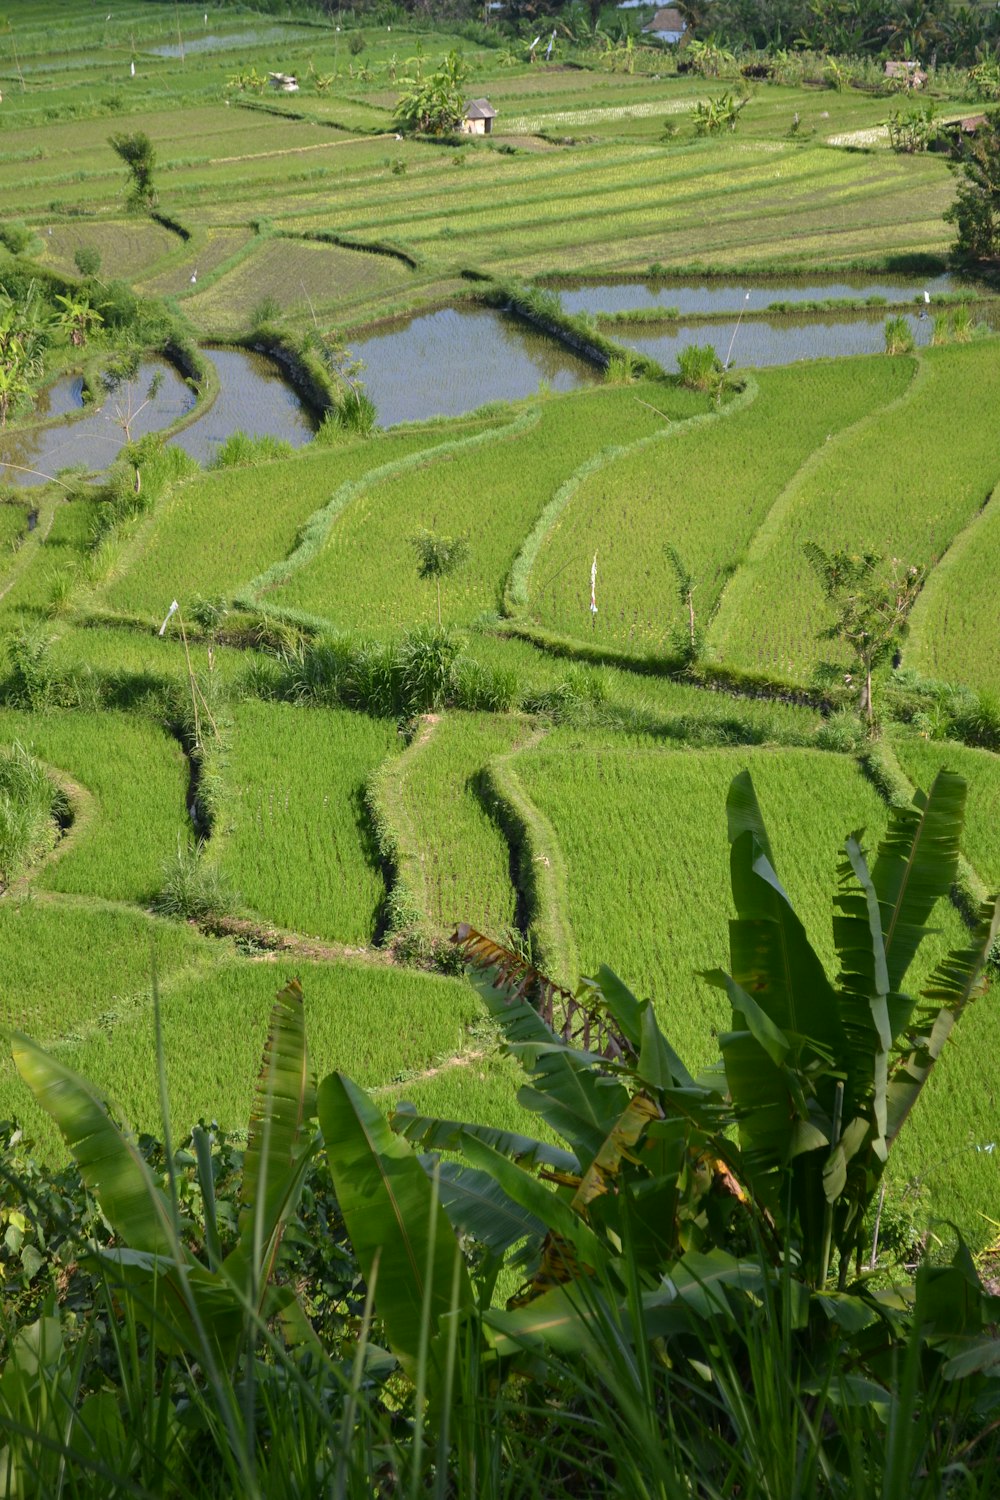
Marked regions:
[109,131,157,211]
[945,109,1000,267]
[805,543,925,722]
[411,530,468,627]
[665,544,700,662]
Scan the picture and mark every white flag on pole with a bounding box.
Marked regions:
[158,599,179,637]
[590,553,598,615]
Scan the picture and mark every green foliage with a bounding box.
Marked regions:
[210,431,294,469]
[108,129,157,211]
[676,341,724,390]
[884,312,916,353]
[884,101,935,153]
[411,529,469,627]
[692,90,748,136]
[0,220,36,255]
[393,50,468,136]
[152,840,240,923]
[0,742,62,888]
[805,543,925,720]
[72,243,101,278]
[945,110,1000,266]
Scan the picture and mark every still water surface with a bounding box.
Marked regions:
[0,360,194,488]
[557,275,960,317]
[170,347,315,465]
[352,306,601,428]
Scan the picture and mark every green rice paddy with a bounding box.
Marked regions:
[1,0,998,1259]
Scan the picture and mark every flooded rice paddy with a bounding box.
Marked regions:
[555,275,961,317]
[169,347,315,465]
[350,306,601,427]
[0,359,194,488]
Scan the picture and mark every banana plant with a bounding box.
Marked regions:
[10,980,317,1367]
[379,769,998,1351]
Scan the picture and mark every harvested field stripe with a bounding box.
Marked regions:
[502,97,710,131]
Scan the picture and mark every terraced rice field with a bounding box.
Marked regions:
[270,382,707,628]
[526,358,912,649]
[905,480,1000,695]
[0,709,188,903]
[0,0,998,1260]
[209,701,398,945]
[710,340,1000,681]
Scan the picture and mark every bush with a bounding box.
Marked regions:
[884,314,915,354]
[677,342,723,390]
[348,31,365,55]
[0,743,63,887]
[0,220,36,255]
[317,389,378,440]
[151,841,239,922]
[73,244,101,277]
[815,707,866,752]
[210,431,294,468]
[249,295,281,329]
[397,624,463,713]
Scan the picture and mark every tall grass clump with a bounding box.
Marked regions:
[885,313,916,353]
[210,431,295,468]
[152,840,239,922]
[0,743,63,887]
[315,389,379,441]
[677,341,724,390]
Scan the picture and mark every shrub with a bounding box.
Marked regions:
[151,841,239,921]
[0,220,35,255]
[677,342,723,390]
[0,743,63,887]
[348,32,365,55]
[397,624,463,713]
[73,244,101,277]
[815,707,866,752]
[210,431,294,468]
[884,314,915,354]
[249,295,281,329]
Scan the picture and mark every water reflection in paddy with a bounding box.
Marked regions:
[0,360,194,488]
[557,275,960,317]
[352,306,601,428]
[169,347,315,465]
[617,305,1000,372]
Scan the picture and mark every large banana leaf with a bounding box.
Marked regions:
[454,926,630,1164]
[832,836,892,1157]
[318,1072,472,1375]
[870,769,965,993]
[725,775,841,1052]
[231,979,317,1300]
[471,977,630,1165]
[433,1161,547,1257]
[11,1032,176,1257]
[461,1136,609,1278]
[390,1103,580,1174]
[886,897,1000,1149]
